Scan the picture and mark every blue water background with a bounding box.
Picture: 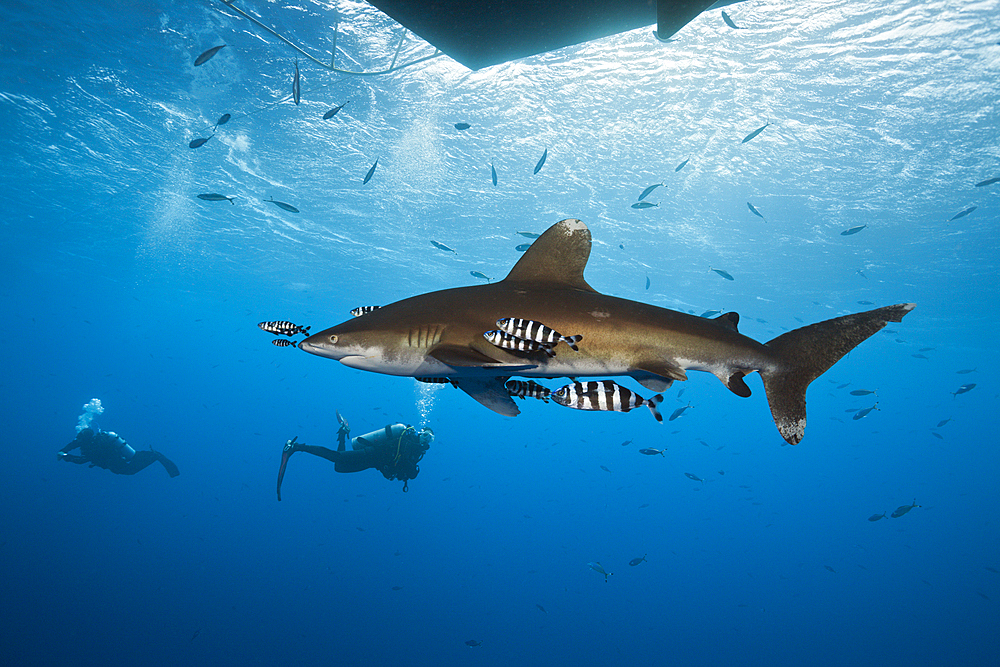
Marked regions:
[1,1,998,665]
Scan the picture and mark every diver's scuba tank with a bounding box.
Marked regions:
[105,431,136,461]
[350,424,407,450]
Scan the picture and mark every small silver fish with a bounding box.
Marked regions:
[292,59,300,105]
[629,555,647,566]
[515,243,532,252]
[363,158,378,185]
[974,176,999,187]
[948,206,976,221]
[430,240,456,253]
[638,183,662,200]
[721,10,741,29]
[638,448,665,456]
[454,122,471,130]
[747,202,765,220]
[675,158,689,172]
[684,472,704,483]
[197,193,234,204]
[952,383,976,397]
[587,561,612,582]
[890,500,920,518]
[266,197,299,213]
[631,201,658,209]
[853,403,879,420]
[711,268,734,281]
[741,121,769,143]
[470,271,491,282]
[491,163,498,186]
[868,512,887,522]
[841,224,867,236]
[323,101,349,119]
[668,403,692,421]
[850,389,876,396]
[533,148,547,174]
[516,231,540,239]
[194,44,226,66]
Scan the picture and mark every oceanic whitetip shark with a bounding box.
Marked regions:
[300,219,914,444]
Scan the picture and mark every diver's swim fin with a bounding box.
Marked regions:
[276,438,298,501]
[157,453,180,478]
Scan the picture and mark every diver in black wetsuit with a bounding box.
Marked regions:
[276,411,432,498]
[58,428,180,478]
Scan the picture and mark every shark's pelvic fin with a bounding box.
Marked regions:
[502,218,598,292]
[761,303,916,445]
[632,373,675,393]
[633,360,688,383]
[453,377,520,417]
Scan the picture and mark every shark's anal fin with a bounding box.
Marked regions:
[428,344,501,367]
[452,377,520,417]
[632,360,688,391]
[727,372,752,398]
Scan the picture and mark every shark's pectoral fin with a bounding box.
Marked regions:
[452,377,520,417]
[428,344,502,367]
[632,360,688,392]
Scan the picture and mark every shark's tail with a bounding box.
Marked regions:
[759,303,915,445]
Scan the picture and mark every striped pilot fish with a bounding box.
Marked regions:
[350,305,382,317]
[415,377,458,387]
[504,379,551,402]
[484,330,556,357]
[271,339,296,348]
[259,321,311,337]
[495,317,582,351]
[553,380,664,422]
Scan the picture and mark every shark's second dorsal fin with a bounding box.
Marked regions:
[502,219,597,292]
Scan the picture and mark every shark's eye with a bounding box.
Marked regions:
[329,335,338,344]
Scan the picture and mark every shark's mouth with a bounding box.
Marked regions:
[298,340,344,360]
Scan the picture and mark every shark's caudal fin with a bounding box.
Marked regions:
[761,303,915,445]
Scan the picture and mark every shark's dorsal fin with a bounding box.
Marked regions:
[502,219,597,292]
[714,312,740,331]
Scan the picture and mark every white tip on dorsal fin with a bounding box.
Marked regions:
[502,219,597,292]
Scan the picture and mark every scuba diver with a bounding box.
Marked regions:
[58,428,180,478]
[277,411,433,499]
